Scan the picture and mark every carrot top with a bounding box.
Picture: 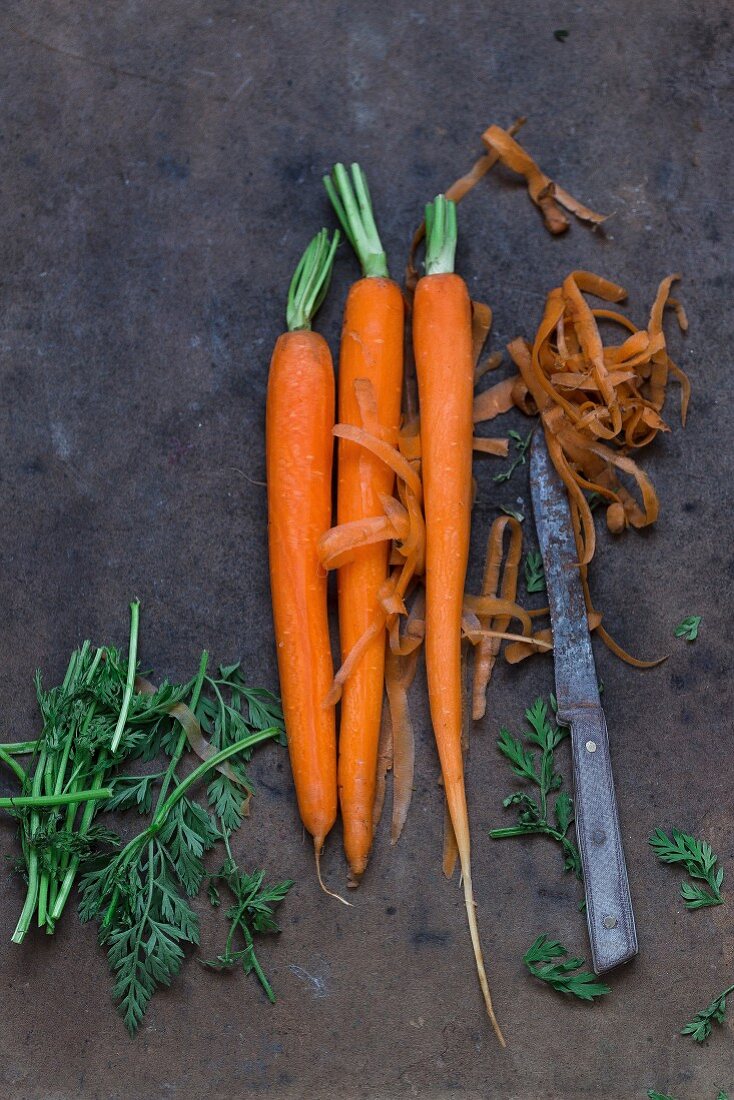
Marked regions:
[424,194,457,276]
[286,228,340,332]
[323,163,389,279]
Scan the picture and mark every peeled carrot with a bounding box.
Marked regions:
[266,230,341,888]
[413,196,505,1045]
[324,164,404,880]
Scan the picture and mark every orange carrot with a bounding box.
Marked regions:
[266,230,341,889]
[413,196,505,1045]
[324,164,404,880]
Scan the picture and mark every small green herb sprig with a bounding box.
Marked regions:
[524,550,546,594]
[681,982,734,1043]
[489,698,582,882]
[499,505,524,522]
[203,834,293,1001]
[523,935,609,1001]
[648,1092,729,1100]
[675,616,701,642]
[197,664,285,830]
[494,429,533,484]
[649,828,724,909]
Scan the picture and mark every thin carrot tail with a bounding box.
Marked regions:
[313,837,353,907]
[461,860,506,1047]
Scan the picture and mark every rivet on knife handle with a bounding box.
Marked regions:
[560,703,638,973]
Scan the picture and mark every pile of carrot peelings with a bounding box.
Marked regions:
[439,122,690,669]
[473,270,690,666]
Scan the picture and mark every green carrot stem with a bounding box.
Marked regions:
[49,761,108,924]
[286,229,340,332]
[424,194,457,276]
[0,788,112,810]
[0,748,28,787]
[242,923,275,1002]
[11,745,48,943]
[150,729,279,834]
[14,647,81,934]
[0,740,41,755]
[110,600,141,753]
[153,651,209,810]
[323,162,389,278]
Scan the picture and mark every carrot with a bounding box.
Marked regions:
[413,196,505,1045]
[266,229,343,895]
[323,164,404,880]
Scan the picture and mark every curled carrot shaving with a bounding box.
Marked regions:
[320,383,426,705]
[386,641,419,845]
[473,437,509,456]
[481,127,608,235]
[405,117,528,291]
[470,518,521,720]
[371,694,393,838]
[471,300,493,366]
[473,376,516,423]
[475,350,504,384]
[406,116,606,289]
[333,424,422,502]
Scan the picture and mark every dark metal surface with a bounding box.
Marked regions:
[0,2,732,1098]
[530,431,638,974]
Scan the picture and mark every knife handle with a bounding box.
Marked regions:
[561,703,638,974]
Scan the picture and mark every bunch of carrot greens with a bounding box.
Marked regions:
[2,601,292,1033]
[265,121,690,1048]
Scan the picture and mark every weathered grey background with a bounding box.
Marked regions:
[0,2,731,1097]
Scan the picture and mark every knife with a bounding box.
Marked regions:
[530,430,638,974]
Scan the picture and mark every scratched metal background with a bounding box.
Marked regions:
[0,3,731,1098]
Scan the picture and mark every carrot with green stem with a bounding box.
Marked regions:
[413,195,505,1045]
[323,163,404,880]
[266,229,345,901]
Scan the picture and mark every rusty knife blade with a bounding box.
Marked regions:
[529,431,599,716]
[530,429,638,974]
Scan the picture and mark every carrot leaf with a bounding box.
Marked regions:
[524,550,546,594]
[493,428,533,484]
[649,828,724,908]
[202,856,293,1003]
[523,935,610,1000]
[674,615,701,642]
[490,697,582,882]
[680,983,734,1043]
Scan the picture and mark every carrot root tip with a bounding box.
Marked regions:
[314,838,353,907]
